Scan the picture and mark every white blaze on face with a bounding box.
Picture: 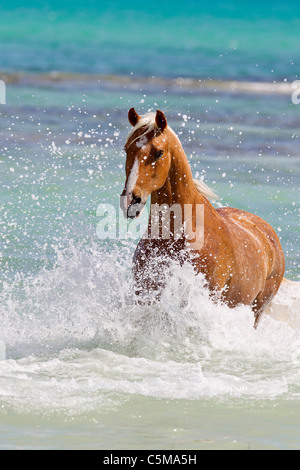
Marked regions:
[136,135,148,149]
[126,158,140,208]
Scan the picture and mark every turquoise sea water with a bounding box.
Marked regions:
[0,0,300,450]
[0,1,300,80]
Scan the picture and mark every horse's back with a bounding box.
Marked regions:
[212,206,284,325]
[216,206,285,284]
[216,207,283,252]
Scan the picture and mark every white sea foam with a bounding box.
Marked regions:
[0,342,5,361]
[0,241,299,417]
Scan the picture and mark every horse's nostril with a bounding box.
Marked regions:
[132,195,142,204]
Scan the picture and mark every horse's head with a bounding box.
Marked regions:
[121,108,171,219]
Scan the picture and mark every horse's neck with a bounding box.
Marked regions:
[151,133,212,209]
[149,131,221,238]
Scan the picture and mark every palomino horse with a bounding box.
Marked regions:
[121,108,285,328]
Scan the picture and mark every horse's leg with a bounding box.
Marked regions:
[252,279,278,329]
[253,304,265,329]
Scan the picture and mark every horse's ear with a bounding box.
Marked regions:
[155,110,167,132]
[128,108,140,127]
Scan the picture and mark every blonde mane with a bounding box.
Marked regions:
[193,179,219,201]
[125,112,218,201]
[125,112,157,148]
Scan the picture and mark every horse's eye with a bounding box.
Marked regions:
[155,150,164,159]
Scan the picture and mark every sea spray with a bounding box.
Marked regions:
[0,342,6,361]
[1,238,300,362]
[0,239,299,413]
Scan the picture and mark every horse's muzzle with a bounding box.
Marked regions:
[120,192,145,219]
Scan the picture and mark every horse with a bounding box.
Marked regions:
[121,108,285,328]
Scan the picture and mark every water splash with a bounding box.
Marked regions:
[1,238,298,360]
[0,239,299,418]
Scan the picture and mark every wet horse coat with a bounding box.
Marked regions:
[121,108,285,327]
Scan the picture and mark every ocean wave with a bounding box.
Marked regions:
[0,70,295,96]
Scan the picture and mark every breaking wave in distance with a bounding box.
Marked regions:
[0,71,296,96]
